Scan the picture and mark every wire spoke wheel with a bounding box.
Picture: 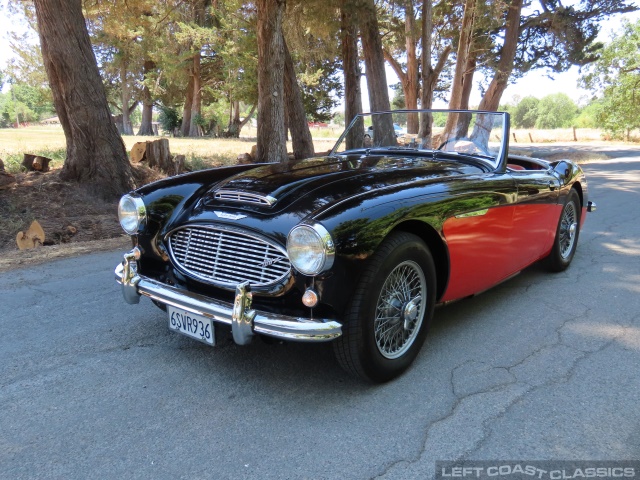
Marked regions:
[333,232,436,383]
[374,260,427,359]
[559,201,578,259]
[544,188,581,272]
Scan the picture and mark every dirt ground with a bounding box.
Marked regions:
[0,166,164,273]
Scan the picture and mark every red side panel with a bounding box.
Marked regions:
[441,203,561,302]
[511,203,562,264]
[441,206,515,302]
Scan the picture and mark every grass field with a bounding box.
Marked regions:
[0,124,625,174]
[0,125,338,174]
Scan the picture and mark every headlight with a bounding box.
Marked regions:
[287,224,335,275]
[118,194,146,235]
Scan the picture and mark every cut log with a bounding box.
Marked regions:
[130,142,147,163]
[16,220,46,250]
[33,156,52,172]
[22,154,52,172]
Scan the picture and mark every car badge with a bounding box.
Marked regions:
[214,211,247,220]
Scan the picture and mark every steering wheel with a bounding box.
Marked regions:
[436,136,490,156]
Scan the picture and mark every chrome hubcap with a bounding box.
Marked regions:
[559,201,578,259]
[374,261,427,359]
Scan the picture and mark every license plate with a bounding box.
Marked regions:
[168,306,215,345]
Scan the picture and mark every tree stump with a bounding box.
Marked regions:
[22,154,53,172]
[237,153,253,164]
[130,139,186,175]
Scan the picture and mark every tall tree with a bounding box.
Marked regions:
[471,0,523,146]
[256,0,288,163]
[33,0,134,199]
[382,0,420,133]
[359,0,394,144]
[283,39,315,159]
[341,0,364,149]
[138,59,156,135]
[581,19,640,140]
[419,0,452,146]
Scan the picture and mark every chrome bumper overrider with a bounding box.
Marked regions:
[115,251,342,345]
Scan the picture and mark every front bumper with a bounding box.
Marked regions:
[115,250,342,345]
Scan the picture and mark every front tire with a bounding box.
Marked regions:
[545,188,581,272]
[333,232,436,383]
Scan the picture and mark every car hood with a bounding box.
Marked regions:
[203,155,482,217]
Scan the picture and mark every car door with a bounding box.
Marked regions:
[509,168,561,267]
[440,172,519,302]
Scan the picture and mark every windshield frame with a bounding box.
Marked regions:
[330,109,509,172]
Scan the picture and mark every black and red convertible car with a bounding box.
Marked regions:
[115,110,596,382]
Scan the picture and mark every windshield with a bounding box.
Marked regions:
[331,110,508,170]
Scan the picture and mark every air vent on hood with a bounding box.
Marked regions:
[214,189,276,206]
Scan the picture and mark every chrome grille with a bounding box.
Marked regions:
[168,226,291,287]
[214,189,274,206]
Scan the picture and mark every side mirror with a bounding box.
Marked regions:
[551,160,571,180]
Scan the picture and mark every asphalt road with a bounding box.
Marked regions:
[1,149,639,479]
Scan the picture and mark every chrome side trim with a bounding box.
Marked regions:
[115,259,342,343]
[455,208,489,219]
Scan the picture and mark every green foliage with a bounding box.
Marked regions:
[580,19,640,139]
[432,112,447,128]
[0,83,55,126]
[511,96,540,129]
[299,57,342,123]
[390,84,407,124]
[535,93,578,129]
[157,105,182,134]
[574,101,601,128]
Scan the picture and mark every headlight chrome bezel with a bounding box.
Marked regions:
[118,194,147,235]
[286,223,335,276]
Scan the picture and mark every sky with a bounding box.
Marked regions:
[0,2,638,107]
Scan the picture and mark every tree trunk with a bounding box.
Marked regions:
[227,100,241,138]
[120,61,134,135]
[471,0,523,148]
[419,0,452,148]
[359,0,395,145]
[283,38,314,160]
[404,0,419,134]
[341,0,364,150]
[256,0,288,163]
[33,0,134,199]
[138,59,155,136]
[444,0,477,141]
[238,104,256,132]
[188,53,202,137]
[419,0,433,147]
[180,67,194,137]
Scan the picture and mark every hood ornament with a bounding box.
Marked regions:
[214,211,247,220]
